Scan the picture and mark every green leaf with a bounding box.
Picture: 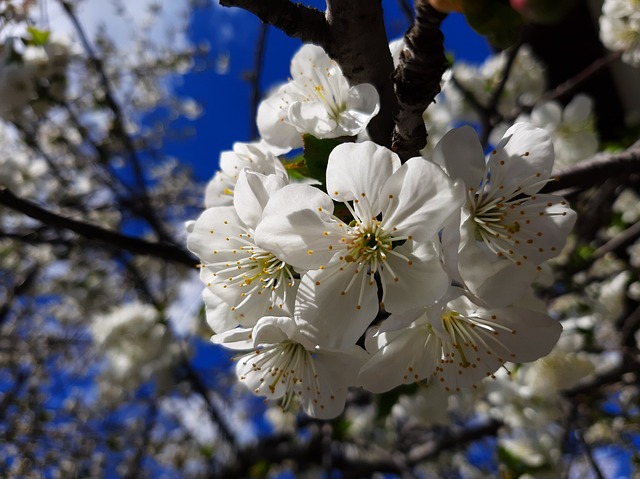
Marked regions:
[498,444,549,477]
[26,26,51,47]
[302,134,342,188]
[462,0,523,49]
[249,460,270,478]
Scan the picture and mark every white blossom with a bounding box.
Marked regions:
[91,302,182,399]
[233,316,367,419]
[188,169,298,327]
[358,289,562,393]
[257,44,380,151]
[494,94,599,170]
[446,46,546,120]
[600,0,640,66]
[255,141,464,347]
[204,141,286,207]
[436,123,576,305]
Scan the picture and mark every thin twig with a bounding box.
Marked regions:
[249,23,269,140]
[575,427,606,479]
[60,0,173,242]
[480,41,522,146]
[180,357,239,451]
[398,0,414,23]
[536,50,623,106]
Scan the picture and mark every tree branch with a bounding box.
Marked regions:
[535,50,623,106]
[562,353,640,399]
[391,0,447,160]
[0,188,196,267]
[219,0,329,45]
[248,23,269,140]
[325,0,396,147]
[222,0,397,147]
[60,0,173,242]
[542,144,640,194]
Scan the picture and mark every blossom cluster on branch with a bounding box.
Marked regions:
[187,43,576,419]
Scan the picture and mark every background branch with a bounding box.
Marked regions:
[542,143,640,194]
[0,188,196,267]
[219,0,328,45]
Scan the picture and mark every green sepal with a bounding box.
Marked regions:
[26,26,51,47]
[281,154,311,182]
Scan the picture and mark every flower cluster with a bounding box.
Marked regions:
[0,30,71,119]
[600,0,640,67]
[91,302,182,402]
[188,43,576,419]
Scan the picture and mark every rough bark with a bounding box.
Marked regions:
[391,0,447,161]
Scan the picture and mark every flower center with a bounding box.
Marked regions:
[206,245,296,314]
[345,221,394,272]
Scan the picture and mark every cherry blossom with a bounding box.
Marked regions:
[257,44,380,151]
[255,141,464,345]
[234,316,367,419]
[204,142,286,208]
[436,123,576,305]
[600,0,640,66]
[188,169,298,326]
[358,289,562,393]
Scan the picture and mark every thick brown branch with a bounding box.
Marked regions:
[219,0,328,45]
[391,0,447,161]
[0,188,196,267]
[325,0,396,147]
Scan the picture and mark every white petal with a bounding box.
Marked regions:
[253,316,295,345]
[233,169,287,229]
[380,157,465,240]
[301,347,367,419]
[488,123,554,195]
[563,94,593,124]
[235,350,287,400]
[257,84,303,151]
[530,101,562,130]
[338,83,380,135]
[187,206,246,264]
[210,326,254,350]
[434,302,562,390]
[456,217,539,307]
[288,101,337,136]
[498,193,577,264]
[203,288,240,334]
[326,141,400,219]
[381,240,449,313]
[432,125,486,189]
[294,268,378,350]
[204,171,233,207]
[255,184,343,270]
[359,318,441,393]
